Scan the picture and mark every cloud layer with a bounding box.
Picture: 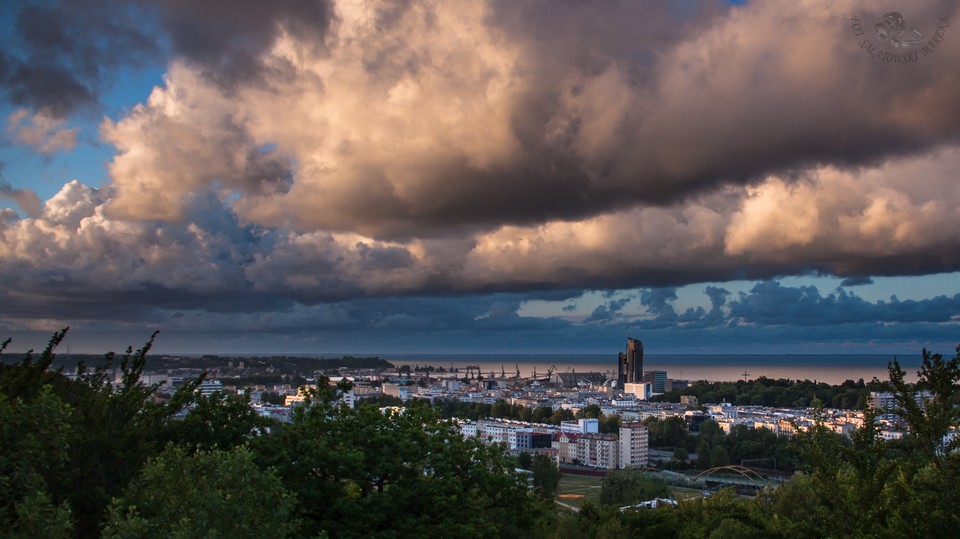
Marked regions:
[1,0,958,350]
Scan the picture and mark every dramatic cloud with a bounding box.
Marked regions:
[94,0,960,239]
[0,0,158,116]
[0,0,333,117]
[840,276,875,287]
[6,109,78,154]
[2,0,959,352]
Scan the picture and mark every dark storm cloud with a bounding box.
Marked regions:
[704,286,731,311]
[151,0,333,89]
[4,0,960,353]
[281,0,960,236]
[0,0,160,116]
[841,276,875,287]
[0,0,333,116]
[584,296,632,323]
[723,282,960,327]
[639,288,679,320]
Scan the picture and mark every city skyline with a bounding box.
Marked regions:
[1,1,958,355]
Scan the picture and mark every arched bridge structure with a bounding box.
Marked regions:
[692,465,783,489]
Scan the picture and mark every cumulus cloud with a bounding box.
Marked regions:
[2,0,960,352]
[94,0,960,239]
[6,109,78,154]
[585,296,633,323]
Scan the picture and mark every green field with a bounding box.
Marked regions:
[556,473,604,509]
[557,472,707,511]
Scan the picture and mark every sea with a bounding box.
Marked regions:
[378,354,923,385]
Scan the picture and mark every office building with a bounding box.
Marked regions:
[618,337,643,388]
[643,370,667,393]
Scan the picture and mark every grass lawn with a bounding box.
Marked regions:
[556,473,604,509]
[669,485,708,500]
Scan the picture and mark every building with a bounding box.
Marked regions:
[552,371,608,388]
[618,422,649,469]
[460,419,553,451]
[553,432,581,464]
[868,390,932,416]
[623,382,653,401]
[198,379,223,397]
[516,431,554,451]
[642,370,667,394]
[559,418,599,434]
[618,338,644,388]
[578,433,619,469]
[667,379,689,392]
[285,382,355,409]
[382,383,412,402]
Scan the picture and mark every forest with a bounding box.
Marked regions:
[653,376,889,410]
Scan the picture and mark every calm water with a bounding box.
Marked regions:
[380,354,922,385]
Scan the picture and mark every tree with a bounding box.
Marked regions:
[254,394,550,538]
[164,391,270,451]
[102,445,297,538]
[1,330,205,537]
[598,470,669,506]
[0,386,74,538]
[531,454,561,500]
[578,404,602,419]
[517,451,533,470]
[888,347,960,459]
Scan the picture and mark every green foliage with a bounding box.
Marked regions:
[254,397,550,538]
[2,331,555,538]
[6,330,958,539]
[259,390,286,405]
[164,391,271,451]
[888,347,960,459]
[654,376,881,410]
[532,454,561,500]
[102,445,297,538]
[577,404,602,419]
[557,347,960,538]
[0,386,74,538]
[1,329,207,537]
[675,489,768,538]
[643,415,689,448]
[688,419,797,471]
[598,470,670,506]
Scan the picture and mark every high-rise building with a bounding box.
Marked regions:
[642,370,667,393]
[618,422,649,469]
[618,338,643,388]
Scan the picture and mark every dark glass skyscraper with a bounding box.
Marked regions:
[618,337,643,387]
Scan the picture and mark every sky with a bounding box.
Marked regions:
[0,0,958,357]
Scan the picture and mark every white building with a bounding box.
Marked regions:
[577,434,619,469]
[623,382,653,400]
[868,391,933,416]
[559,418,599,434]
[198,380,223,397]
[461,419,527,449]
[618,422,649,469]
